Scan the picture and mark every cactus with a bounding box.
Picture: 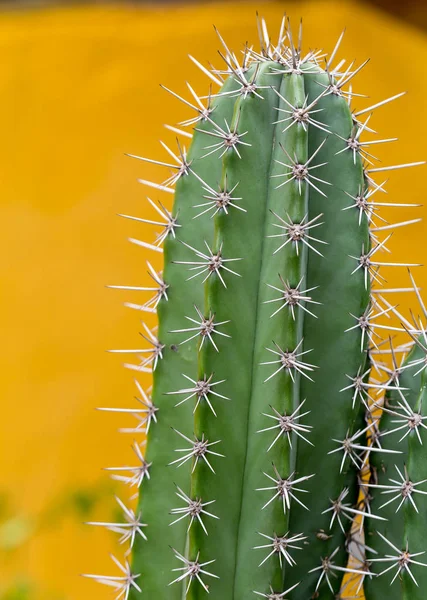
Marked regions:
[84,16,427,600]
[364,323,427,599]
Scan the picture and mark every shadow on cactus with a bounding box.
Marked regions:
[84,16,427,600]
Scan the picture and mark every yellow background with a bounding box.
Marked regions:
[0,1,426,598]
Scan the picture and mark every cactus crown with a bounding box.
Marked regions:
[86,16,427,600]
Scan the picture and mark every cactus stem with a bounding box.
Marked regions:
[169,548,219,593]
[168,429,225,472]
[256,465,314,513]
[86,496,148,548]
[254,532,306,568]
[170,306,231,352]
[257,398,313,449]
[261,339,317,382]
[268,210,326,256]
[369,533,427,585]
[253,581,301,599]
[101,18,427,598]
[169,486,218,533]
[173,241,242,286]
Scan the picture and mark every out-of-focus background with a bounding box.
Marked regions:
[1,1,426,598]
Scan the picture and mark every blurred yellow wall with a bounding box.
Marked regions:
[0,1,426,598]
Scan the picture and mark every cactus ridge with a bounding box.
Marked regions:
[84,15,427,600]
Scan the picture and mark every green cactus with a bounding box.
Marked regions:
[85,16,427,600]
[364,325,427,599]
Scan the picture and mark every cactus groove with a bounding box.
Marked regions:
[86,16,427,600]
